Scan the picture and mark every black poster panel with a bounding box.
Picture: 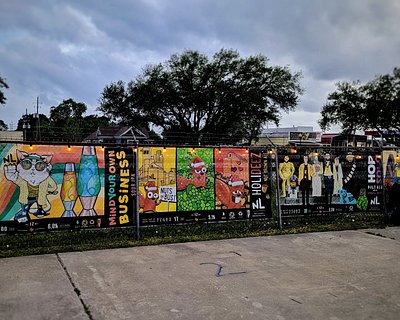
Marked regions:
[278,149,383,217]
[105,147,136,227]
[249,148,272,219]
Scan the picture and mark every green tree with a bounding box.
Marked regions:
[16,99,111,142]
[49,98,86,125]
[319,68,400,134]
[99,49,303,144]
[79,114,111,139]
[48,99,87,141]
[319,81,366,134]
[0,76,9,105]
[363,68,400,132]
[1,76,10,129]
[17,114,50,141]
[0,119,8,131]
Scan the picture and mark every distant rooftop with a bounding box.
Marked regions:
[261,126,314,134]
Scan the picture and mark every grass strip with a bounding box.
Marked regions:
[0,215,389,258]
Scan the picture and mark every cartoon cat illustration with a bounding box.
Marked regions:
[3,150,58,222]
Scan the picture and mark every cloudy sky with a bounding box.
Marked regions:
[1,0,399,132]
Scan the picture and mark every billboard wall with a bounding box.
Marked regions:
[0,143,386,233]
[138,147,272,225]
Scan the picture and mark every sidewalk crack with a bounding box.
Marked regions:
[56,253,94,320]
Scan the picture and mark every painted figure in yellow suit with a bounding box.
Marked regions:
[279,155,295,197]
[299,155,314,206]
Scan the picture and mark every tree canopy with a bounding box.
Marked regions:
[319,68,400,134]
[99,49,303,144]
[17,98,110,142]
[0,76,9,105]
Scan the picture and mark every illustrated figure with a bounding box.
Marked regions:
[298,155,313,206]
[3,150,57,222]
[395,161,400,178]
[288,174,299,198]
[139,181,161,212]
[333,156,343,195]
[323,153,334,205]
[387,177,400,223]
[215,175,246,209]
[343,153,356,182]
[177,156,208,190]
[311,156,322,196]
[338,188,357,204]
[342,153,358,200]
[278,155,295,197]
[385,154,396,182]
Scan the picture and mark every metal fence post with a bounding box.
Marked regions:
[135,144,140,240]
[275,148,282,229]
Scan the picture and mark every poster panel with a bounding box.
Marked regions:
[382,150,400,216]
[138,146,177,224]
[214,148,250,221]
[0,144,135,233]
[104,147,136,227]
[278,149,383,217]
[174,147,215,223]
[249,148,272,219]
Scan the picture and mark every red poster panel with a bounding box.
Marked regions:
[214,148,249,210]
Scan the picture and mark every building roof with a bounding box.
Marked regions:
[262,126,314,134]
[83,125,149,143]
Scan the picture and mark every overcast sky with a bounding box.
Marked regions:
[1,0,399,132]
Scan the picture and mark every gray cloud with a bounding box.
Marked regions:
[0,0,399,131]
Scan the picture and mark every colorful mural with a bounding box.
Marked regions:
[138,147,272,225]
[0,144,136,233]
[138,146,176,214]
[278,150,383,216]
[0,143,387,233]
[214,148,249,210]
[383,150,400,219]
[176,147,215,212]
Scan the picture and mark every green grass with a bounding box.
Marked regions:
[0,214,389,258]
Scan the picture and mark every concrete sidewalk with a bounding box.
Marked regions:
[1,227,400,320]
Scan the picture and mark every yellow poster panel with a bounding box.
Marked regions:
[138,147,176,213]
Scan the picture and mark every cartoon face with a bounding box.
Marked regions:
[144,182,158,200]
[146,190,159,200]
[231,189,243,203]
[194,166,207,175]
[16,150,52,186]
[346,154,355,162]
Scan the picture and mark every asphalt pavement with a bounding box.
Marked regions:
[1,227,400,320]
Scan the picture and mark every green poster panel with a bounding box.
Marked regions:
[176,148,215,212]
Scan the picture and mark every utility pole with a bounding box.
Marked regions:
[22,109,30,141]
